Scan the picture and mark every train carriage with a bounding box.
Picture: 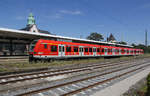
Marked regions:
[29,39,144,61]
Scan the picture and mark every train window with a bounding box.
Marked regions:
[108,49,111,53]
[59,46,61,52]
[89,48,93,52]
[62,46,64,52]
[112,49,114,52]
[97,48,100,52]
[121,49,124,53]
[74,47,78,52]
[127,50,129,53]
[93,48,96,52]
[79,48,82,52]
[115,49,119,53]
[108,49,110,53]
[134,50,136,53]
[124,50,126,53]
[108,49,112,53]
[117,49,118,52]
[84,48,88,52]
[31,40,38,45]
[29,46,35,51]
[102,48,104,52]
[114,49,116,52]
[44,44,47,49]
[59,46,64,52]
[105,49,107,52]
[51,45,57,52]
[66,46,71,52]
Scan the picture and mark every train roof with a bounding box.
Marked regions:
[0,27,133,48]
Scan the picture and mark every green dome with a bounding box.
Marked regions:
[27,13,35,25]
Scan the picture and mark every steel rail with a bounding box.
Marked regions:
[61,64,149,96]
[0,60,130,80]
[15,61,150,96]
[0,60,132,85]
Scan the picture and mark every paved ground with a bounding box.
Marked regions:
[93,66,150,96]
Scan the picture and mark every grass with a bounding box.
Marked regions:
[140,85,147,93]
[0,58,105,72]
[0,54,149,73]
[0,68,7,72]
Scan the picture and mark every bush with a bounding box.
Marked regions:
[146,73,150,96]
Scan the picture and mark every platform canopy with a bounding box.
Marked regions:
[0,28,132,47]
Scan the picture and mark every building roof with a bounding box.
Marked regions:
[0,27,133,48]
[20,13,51,34]
[20,25,51,34]
[20,25,32,31]
[107,33,116,42]
[38,29,51,34]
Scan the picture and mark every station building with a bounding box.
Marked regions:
[0,13,52,56]
[0,13,131,56]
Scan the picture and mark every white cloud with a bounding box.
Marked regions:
[96,24,104,27]
[45,13,62,19]
[52,13,62,19]
[60,10,82,15]
[140,3,150,9]
[46,10,83,19]
[16,16,25,20]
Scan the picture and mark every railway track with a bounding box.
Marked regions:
[0,59,134,85]
[15,60,150,96]
[1,58,149,96]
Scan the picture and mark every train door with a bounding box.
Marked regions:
[105,48,107,56]
[59,45,65,57]
[119,49,122,55]
[112,48,115,55]
[101,48,105,56]
[93,47,97,56]
[124,49,127,55]
[79,46,84,56]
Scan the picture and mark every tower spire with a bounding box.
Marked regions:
[145,29,148,47]
[27,13,35,26]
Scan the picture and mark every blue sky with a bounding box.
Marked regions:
[0,0,150,45]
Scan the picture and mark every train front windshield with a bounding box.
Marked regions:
[29,40,38,52]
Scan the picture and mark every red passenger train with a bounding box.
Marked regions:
[29,39,144,61]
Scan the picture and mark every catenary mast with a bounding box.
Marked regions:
[145,29,148,47]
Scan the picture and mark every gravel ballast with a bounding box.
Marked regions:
[93,66,150,96]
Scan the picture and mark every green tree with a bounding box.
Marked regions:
[132,44,148,53]
[86,32,104,41]
[118,41,127,45]
[131,43,136,47]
